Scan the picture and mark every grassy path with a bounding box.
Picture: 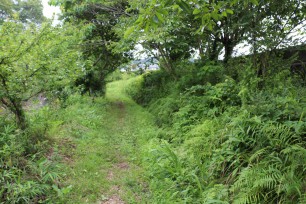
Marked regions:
[57,79,157,203]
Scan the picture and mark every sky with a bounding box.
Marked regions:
[42,0,61,19]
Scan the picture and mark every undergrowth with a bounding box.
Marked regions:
[0,107,68,203]
[126,61,306,203]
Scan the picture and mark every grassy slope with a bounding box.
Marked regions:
[56,78,157,203]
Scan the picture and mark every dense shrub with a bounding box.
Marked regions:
[126,61,306,203]
[128,70,176,106]
[176,61,225,90]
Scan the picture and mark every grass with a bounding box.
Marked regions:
[53,78,158,203]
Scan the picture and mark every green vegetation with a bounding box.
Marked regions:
[1,0,306,203]
[55,79,158,203]
[0,107,67,203]
[125,63,306,203]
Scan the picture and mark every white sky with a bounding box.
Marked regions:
[42,0,61,19]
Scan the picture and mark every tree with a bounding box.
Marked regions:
[120,0,200,77]
[0,0,13,23]
[125,0,306,65]
[51,0,131,95]
[247,0,306,54]
[193,0,306,62]
[0,0,44,24]
[16,0,45,24]
[0,22,81,129]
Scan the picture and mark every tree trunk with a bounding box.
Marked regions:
[15,104,27,130]
[198,38,205,60]
[223,41,234,63]
[1,97,27,130]
[11,98,27,130]
[157,45,177,79]
[209,39,219,61]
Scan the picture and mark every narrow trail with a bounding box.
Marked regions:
[59,80,157,203]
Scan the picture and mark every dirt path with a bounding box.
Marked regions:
[59,80,156,203]
[100,101,128,204]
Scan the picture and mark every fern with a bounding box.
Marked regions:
[230,121,305,204]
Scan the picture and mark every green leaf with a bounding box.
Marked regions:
[211,12,219,20]
[207,23,213,31]
[177,1,190,13]
[124,26,135,38]
[250,0,259,5]
[226,9,234,15]
[156,12,165,23]
[193,8,201,15]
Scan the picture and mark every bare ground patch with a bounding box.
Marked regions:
[102,162,131,203]
[101,195,124,204]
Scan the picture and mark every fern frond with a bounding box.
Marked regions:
[248,148,266,163]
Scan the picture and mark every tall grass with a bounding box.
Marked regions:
[0,107,67,203]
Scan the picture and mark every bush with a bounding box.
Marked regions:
[134,61,306,203]
[129,70,175,106]
[124,75,145,102]
[177,61,225,90]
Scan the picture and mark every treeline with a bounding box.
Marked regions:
[48,0,306,88]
